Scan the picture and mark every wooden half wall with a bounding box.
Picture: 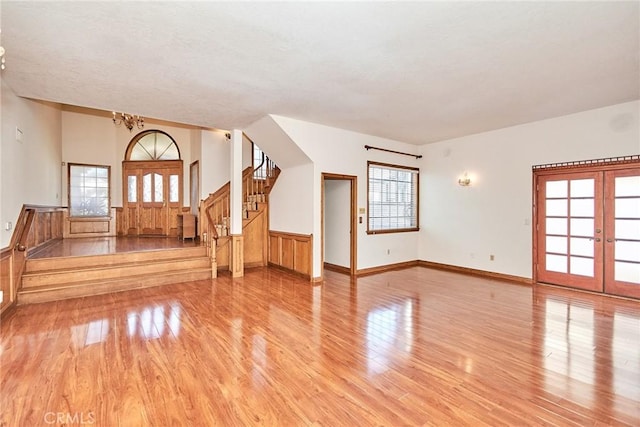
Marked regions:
[63,208,117,238]
[268,231,313,280]
[1,205,64,315]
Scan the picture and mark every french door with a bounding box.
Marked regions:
[535,165,640,299]
[604,169,640,298]
[122,160,183,236]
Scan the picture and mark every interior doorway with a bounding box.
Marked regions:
[321,173,357,276]
[190,161,199,217]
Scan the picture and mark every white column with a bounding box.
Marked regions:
[229,129,244,277]
[229,129,243,235]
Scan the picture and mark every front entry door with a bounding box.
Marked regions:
[140,171,166,235]
[123,160,183,236]
[536,166,640,298]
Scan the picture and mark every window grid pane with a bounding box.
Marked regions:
[69,165,110,217]
[129,132,180,161]
[169,175,179,203]
[368,163,418,232]
[128,176,137,203]
[143,174,152,203]
[154,173,163,202]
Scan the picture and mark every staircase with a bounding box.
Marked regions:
[200,155,280,271]
[18,246,211,305]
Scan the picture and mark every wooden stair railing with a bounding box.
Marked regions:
[199,154,280,271]
[1,205,65,315]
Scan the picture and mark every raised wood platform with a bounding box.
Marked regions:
[18,237,211,304]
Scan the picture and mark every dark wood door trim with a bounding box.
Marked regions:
[321,173,358,278]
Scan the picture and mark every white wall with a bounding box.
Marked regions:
[201,129,229,198]
[419,100,640,278]
[244,115,311,168]
[189,128,202,209]
[243,134,253,171]
[324,180,351,268]
[61,110,194,207]
[200,130,253,199]
[1,79,62,247]
[271,115,422,277]
[269,163,314,234]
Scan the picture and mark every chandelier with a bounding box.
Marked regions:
[112,112,144,132]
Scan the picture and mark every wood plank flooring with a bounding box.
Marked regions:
[29,236,200,259]
[1,267,639,426]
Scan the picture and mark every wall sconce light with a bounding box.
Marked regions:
[0,45,6,71]
[0,28,5,70]
[458,172,471,187]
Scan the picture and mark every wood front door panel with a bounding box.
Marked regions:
[122,160,183,237]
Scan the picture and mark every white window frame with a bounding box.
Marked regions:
[68,163,111,217]
[367,161,419,234]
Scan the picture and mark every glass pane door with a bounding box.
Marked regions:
[537,172,604,292]
[604,169,640,298]
[122,160,183,237]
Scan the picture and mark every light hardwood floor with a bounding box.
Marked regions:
[1,267,638,426]
[28,236,200,259]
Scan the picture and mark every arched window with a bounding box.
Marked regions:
[122,130,183,237]
[125,130,180,161]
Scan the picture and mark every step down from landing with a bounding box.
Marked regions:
[18,246,212,305]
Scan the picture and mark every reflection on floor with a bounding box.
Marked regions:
[28,236,200,259]
[1,267,639,425]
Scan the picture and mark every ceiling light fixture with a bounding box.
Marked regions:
[112,112,144,132]
[0,28,5,70]
[458,172,472,187]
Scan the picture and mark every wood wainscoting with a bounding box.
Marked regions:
[63,208,117,238]
[0,205,64,316]
[268,231,313,280]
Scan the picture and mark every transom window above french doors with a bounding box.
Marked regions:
[125,130,180,161]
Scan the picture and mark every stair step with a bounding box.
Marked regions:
[26,246,207,273]
[18,268,212,305]
[22,257,211,288]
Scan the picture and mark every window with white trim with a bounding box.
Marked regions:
[367,162,419,233]
[68,164,111,217]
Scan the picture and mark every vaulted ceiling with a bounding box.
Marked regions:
[1,1,638,145]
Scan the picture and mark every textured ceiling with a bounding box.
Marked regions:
[1,1,638,145]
